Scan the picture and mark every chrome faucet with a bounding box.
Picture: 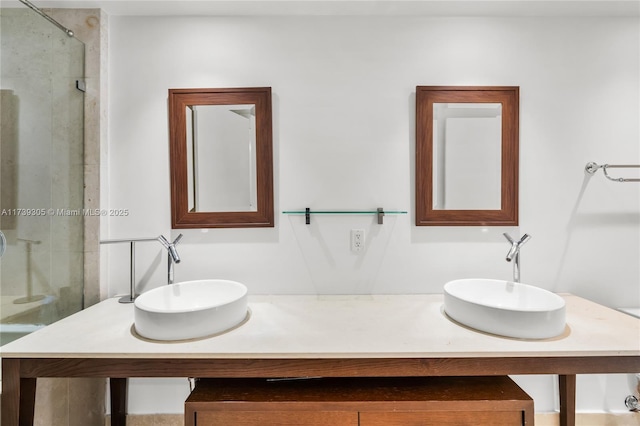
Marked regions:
[503,233,531,283]
[158,234,183,284]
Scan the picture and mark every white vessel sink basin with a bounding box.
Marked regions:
[443,278,566,339]
[134,279,248,341]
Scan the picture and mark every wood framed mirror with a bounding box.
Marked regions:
[169,87,274,228]
[416,86,519,226]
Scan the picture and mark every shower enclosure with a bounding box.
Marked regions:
[0,6,85,345]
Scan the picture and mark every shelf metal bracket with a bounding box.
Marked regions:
[377,208,385,225]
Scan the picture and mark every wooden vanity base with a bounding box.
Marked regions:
[185,376,534,426]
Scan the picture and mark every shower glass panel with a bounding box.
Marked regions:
[0,8,85,345]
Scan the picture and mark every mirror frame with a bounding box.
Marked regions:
[169,87,274,228]
[415,86,519,226]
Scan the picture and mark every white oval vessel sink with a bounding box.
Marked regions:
[134,279,248,341]
[443,278,566,339]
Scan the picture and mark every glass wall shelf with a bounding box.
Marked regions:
[282,208,408,225]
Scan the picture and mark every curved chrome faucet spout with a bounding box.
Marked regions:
[505,243,518,262]
[168,245,180,263]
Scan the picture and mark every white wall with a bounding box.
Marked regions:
[106,15,640,414]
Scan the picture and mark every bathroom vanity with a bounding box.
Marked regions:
[2,294,639,426]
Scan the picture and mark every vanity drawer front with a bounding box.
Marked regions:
[185,376,533,426]
[360,410,524,425]
[195,410,357,425]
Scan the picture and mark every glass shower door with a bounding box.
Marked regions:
[0,7,85,345]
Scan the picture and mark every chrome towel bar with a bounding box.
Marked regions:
[585,162,640,182]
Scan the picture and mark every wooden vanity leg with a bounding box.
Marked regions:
[1,358,30,426]
[20,378,37,426]
[110,378,128,426]
[559,374,576,426]
[2,359,20,426]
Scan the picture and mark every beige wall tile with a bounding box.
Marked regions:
[69,378,106,426]
[34,378,69,426]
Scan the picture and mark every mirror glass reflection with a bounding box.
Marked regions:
[432,103,502,210]
[186,104,257,212]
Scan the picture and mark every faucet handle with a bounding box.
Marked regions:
[157,235,170,249]
[518,234,532,245]
[503,232,515,244]
[172,234,183,245]
[503,232,532,246]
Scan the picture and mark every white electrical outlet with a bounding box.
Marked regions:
[351,229,365,252]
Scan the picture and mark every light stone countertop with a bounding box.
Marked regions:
[1,294,638,359]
